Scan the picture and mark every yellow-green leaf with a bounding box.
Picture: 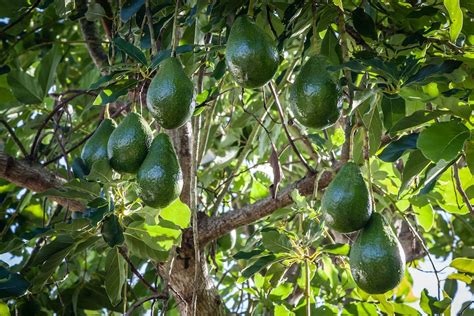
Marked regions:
[450,257,474,273]
[444,0,463,42]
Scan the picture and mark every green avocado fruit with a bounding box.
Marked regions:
[290,55,342,129]
[321,162,372,233]
[146,58,195,129]
[226,15,279,88]
[81,118,115,171]
[349,213,406,294]
[137,133,183,208]
[107,112,153,174]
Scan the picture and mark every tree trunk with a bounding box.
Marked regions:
[165,123,225,315]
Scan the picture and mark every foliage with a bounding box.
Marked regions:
[0,0,473,315]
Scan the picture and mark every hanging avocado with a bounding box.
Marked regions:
[81,118,115,171]
[137,133,183,208]
[107,112,153,174]
[290,55,342,129]
[321,162,372,233]
[146,57,195,129]
[350,213,406,294]
[226,16,279,88]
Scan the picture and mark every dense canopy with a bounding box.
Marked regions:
[0,0,472,315]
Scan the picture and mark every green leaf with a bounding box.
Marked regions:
[389,110,445,135]
[274,304,295,316]
[7,70,43,104]
[413,204,434,231]
[0,302,10,316]
[379,133,419,162]
[233,248,264,260]
[159,199,191,229]
[123,233,169,262]
[381,95,405,130]
[261,229,292,254]
[399,150,430,194]
[320,27,342,65]
[450,257,474,273]
[392,303,420,315]
[104,248,126,306]
[404,60,463,85]
[120,0,144,22]
[101,214,124,247]
[0,267,29,299]
[444,0,463,42]
[241,254,277,279]
[417,121,470,162]
[113,37,147,65]
[447,273,472,284]
[93,80,138,105]
[464,139,474,175]
[320,243,350,256]
[352,8,377,39]
[150,45,194,69]
[361,97,383,156]
[420,289,451,314]
[37,45,61,96]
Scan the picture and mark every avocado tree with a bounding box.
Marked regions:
[0,0,473,315]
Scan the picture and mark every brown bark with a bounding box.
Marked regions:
[0,152,84,211]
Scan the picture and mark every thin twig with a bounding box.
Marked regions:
[0,0,41,34]
[30,91,90,160]
[268,81,314,174]
[145,0,157,55]
[125,293,168,316]
[399,212,441,300]
[452,161,474,215]
[0,119,28,157]
[118,247,157,293]
[171,0,180,57]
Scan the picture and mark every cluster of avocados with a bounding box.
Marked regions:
[322,162,406,294]
[81,15,402,295]
[81,113,183,210]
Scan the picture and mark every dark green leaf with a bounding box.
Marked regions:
[241,254,277,279]
[261,229,292,254]
[120,0,144,22]
[104,248,126,306]
[37,46,61,96]
[150,45,194,69]
[321,27,342,65]
[399,150,430,195]
[390,110,446,135]
[381,95,405,130]
[352,8,377,39]
[7,70,43,104]
[378,133,419,162]
[405,60,463,85]
[113,37,147,65]
[0,267,29,298]
[101,214,124,248]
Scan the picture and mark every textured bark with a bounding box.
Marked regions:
[0,152,84,211]
[158,231,224,316]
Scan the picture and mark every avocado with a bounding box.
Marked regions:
[107,112,153,174]
[137,133,183,208]
[81,119,115,171]
[290,55,342,129]
[349,213,406,294]
[321,162,372,233]
[146,58,195,129]
[226,15,279,88]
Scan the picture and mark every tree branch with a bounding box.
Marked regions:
[0,152,84,211]
[0,119,28,157]
[453,162,474,215]
[198,170,334,245]
[77,0,108,72]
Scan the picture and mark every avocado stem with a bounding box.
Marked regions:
[171,0,180,57]
[305,258,311,316]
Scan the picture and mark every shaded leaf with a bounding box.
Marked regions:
[399,149,430,194]
[352,8,377,39]
[7,70,43,104]
[241,254,277,279]
[37,46,61,96]
[405,60,462,85]
[104,248,126,306]
[390,110,445,135]
[381,95,405,130]
[113,37,147,65]
[0,266,29,299]
[120,0,144,22]
[261,229,291,254]
[101,214,124,247]
[378,133,419,162]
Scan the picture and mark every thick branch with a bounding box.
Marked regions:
[198,170,334,245]
[0,152,84,211]
[77,0,108,72]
